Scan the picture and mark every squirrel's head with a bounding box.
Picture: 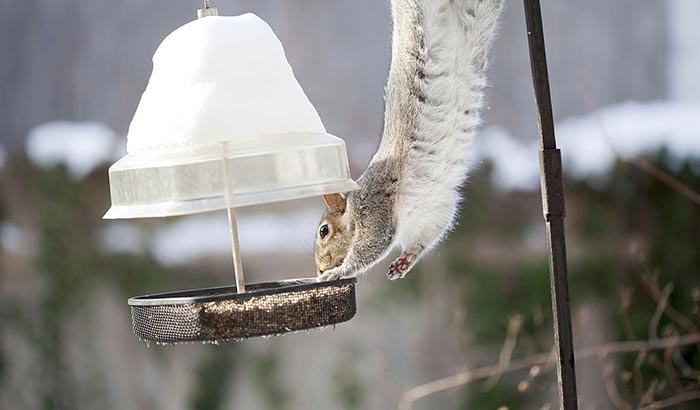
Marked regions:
[314,193,355,275]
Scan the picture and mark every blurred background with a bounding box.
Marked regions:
[1,0,699,409]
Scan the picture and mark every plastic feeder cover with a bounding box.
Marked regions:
[104,14,358,219]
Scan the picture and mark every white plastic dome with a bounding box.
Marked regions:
[126,14,326,153]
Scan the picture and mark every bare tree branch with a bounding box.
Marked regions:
[632,353,646,399]
[663,340,685,397]
[648,284,673,341]
[577,334,700,359]
[642,274,700,337]
[643,273,700,362]
[619,287,637,340]
[579,73,700,207]
[638,378,661,408]
[398,351,554,410]
[623,157,700,206]
[637,390,700,410]
[672,349,700,381]
[398,333,700,410]
[600,359,633,410]
[483,314,523,390]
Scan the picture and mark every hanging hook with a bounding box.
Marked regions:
[197,0,218,18]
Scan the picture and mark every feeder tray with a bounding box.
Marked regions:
[128,278,357,343]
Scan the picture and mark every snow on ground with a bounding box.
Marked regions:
[25,121,123,179]
[100,222,144,254]
[478,100,700,191]
[476,126,540,191]
[150,206,322,266]
[667,0,700,101]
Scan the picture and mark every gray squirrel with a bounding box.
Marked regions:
[316,0,503,281]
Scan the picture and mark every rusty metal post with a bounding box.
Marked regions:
[522,0,579,409]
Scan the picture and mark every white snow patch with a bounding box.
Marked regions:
[127,14,325,153]
[477,126,540,191]
[1,222,35,255]
[101,222,144,254]
[25,121,121,179]
[150,207,322,266]
[667,0,700,101]
[478,100,700,191]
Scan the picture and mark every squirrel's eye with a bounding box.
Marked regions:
[319,224,329,239]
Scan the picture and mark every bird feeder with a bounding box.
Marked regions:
[104,2,359,343]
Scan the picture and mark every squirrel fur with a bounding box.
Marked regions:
[316,0,503,281]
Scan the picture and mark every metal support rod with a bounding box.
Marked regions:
[523,0,579,409]
[227,207,246,294]
[220,141,245,293]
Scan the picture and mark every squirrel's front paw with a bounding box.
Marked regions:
[317,267,349,282]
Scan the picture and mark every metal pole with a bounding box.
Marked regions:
[522,0,579,409]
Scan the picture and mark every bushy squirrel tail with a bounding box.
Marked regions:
[452,0,504,71]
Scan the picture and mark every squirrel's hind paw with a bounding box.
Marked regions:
[387,252,416,281]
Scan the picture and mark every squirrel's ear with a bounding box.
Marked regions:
[322,193,346,213]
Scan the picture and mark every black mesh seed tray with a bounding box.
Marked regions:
[128,278,357,344]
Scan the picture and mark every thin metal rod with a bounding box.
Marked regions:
[220,141,245,293]
[523,0,579,409]
[227,207,246,294]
